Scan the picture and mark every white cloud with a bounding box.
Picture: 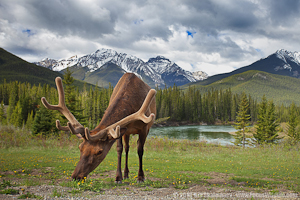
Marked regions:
[1,0,300,76]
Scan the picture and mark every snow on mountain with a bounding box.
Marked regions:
[34,48,208,87]
[274,49,300,72]
[276,49,300,65]
[147,56,174,74]
[147,56,200,83]
[34,58,58,70]
[192,71,208,80]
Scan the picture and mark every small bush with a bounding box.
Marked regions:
[0,180,12,189]
[18,192,42,199]
[0,188,19,195]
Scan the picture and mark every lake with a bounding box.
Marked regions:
[149,125,236,146]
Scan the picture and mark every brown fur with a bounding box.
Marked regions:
[71,73,156,182]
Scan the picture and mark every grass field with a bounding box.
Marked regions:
[0,125,300,198]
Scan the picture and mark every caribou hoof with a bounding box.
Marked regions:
[124,173,129,179]
[115,180,122,184]
[137,179,145,183]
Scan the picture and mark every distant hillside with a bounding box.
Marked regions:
[188,49,300,87]
[211,71,300,105]
[184,70,300,106]
[62,62,126,88]
[0,48,94,90]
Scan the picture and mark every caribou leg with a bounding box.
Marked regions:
[137,127,148,183]
[115,137,123,183]
[123,134,130,179]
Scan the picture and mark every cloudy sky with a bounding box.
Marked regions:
[1,0,300,76]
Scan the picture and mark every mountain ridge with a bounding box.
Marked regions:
[183,70,300,106]
[188,49,300,86]
[0,47,95,90]
[34,48,208,87]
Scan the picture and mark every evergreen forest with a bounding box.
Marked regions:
[0,74,299,137]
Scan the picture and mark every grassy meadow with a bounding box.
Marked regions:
[0,125,300,198]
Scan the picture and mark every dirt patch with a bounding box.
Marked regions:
[1,184,299,200]
[0,170,299,199]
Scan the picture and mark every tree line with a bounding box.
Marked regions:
[0,74,299,139]
[156,85,258,124]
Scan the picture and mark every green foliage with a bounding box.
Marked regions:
[18,192,42,199]
[51,188,63,198]
[0,101,5,124]
[9,101,23,127]
[286,102,300,144]
[156,85,256,124]
[0,179,12,189]
[0,188,19,194]
[25,110,34,130]
[253,96,280,144]
[233,92,251,147]
[32,105,55,135]
[0,77,107,133]
[0,71,299,135]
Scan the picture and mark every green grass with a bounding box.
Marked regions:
[0,188,19,194]
[0,125,300,196]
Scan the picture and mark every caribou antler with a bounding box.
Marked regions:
[41,77,85,138]
[85,89,156,141]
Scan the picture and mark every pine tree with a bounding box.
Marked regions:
[287,102,299,144]
[9,101,23,127]
[253,95,268,144]
[0,100,6,125]
[25,110,34,130]
[233,93,251,147]
[63,68,76,112]
[253,96,279,144]
[6,84,18,123]
[264,100,279,143]
[32,105,55,135]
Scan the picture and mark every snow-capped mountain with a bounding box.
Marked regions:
[274,49,300,73]
[37,58,58,69]
[188,49,300,86]
[276,49,300,65]
[35,49,207,87]
[147,56,207,86]
[147,56,207,81]
[192,71,208,80]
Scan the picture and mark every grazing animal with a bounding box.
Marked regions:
[41,73,156,183]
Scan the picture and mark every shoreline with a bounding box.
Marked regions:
[152,120,235,128]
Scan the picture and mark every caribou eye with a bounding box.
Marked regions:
[96,150,103,155]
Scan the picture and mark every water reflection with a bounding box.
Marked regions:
[149,125,236,146]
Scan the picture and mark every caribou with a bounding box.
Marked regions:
[41,73,156,183]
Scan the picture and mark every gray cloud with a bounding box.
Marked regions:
[268,0,300,26]
[1,0,300,75]
[1,0,117,38]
